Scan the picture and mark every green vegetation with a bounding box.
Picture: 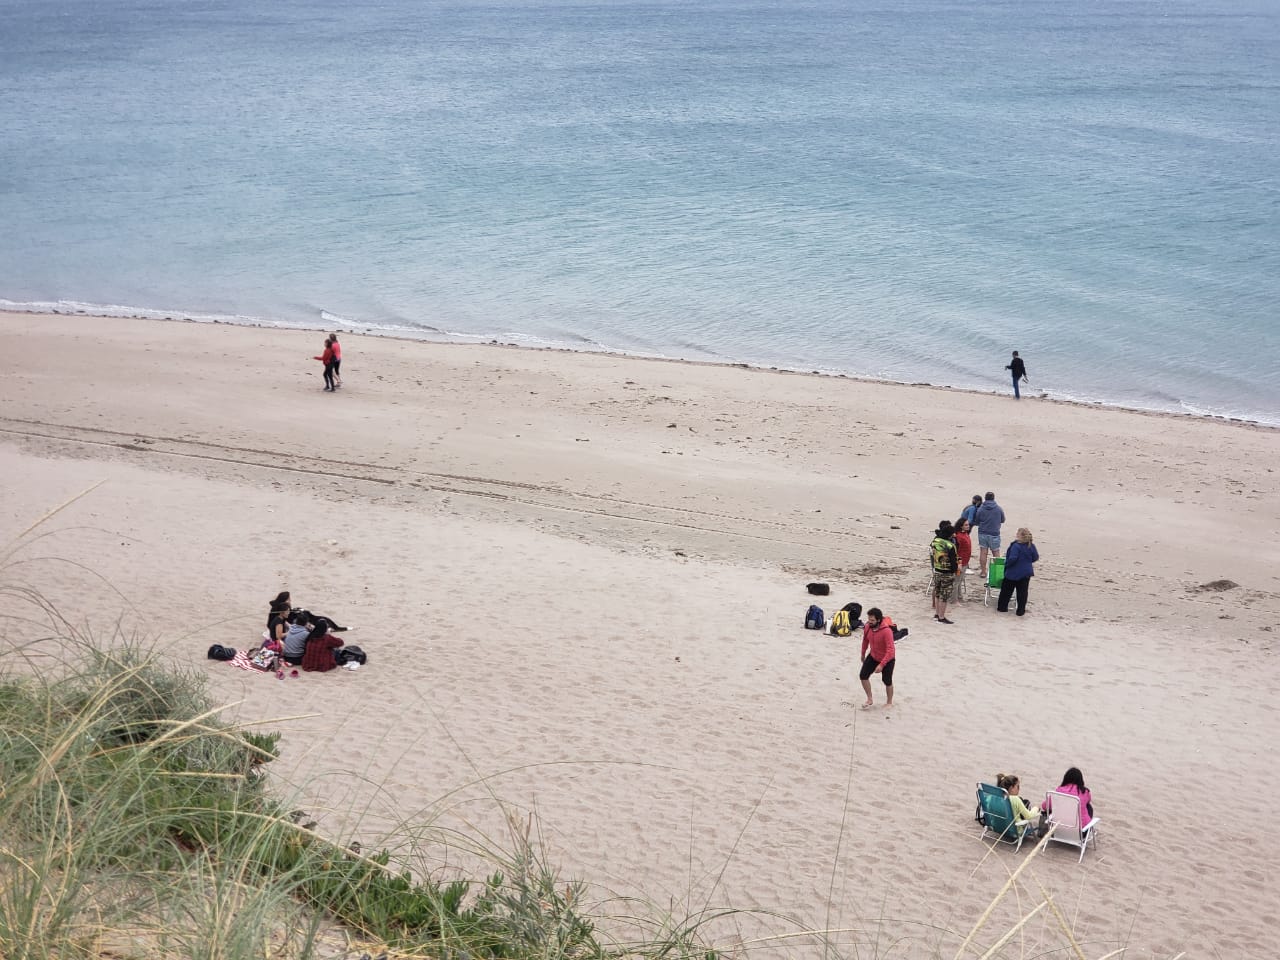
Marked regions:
[0,639,718,960]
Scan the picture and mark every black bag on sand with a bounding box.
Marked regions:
[892,627,909,642]
[335,645,368,666]
[806,582,830,596]
[207,644,235,661]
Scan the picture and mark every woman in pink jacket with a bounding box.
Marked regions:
[859,607,897,709]
[1044,766,1095,826]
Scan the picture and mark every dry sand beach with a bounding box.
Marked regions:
[2,311,1279,958]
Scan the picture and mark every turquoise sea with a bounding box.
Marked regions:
[2,0,1277,423]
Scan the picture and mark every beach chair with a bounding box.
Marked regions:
[975,782,1036,852]
[983,558,1006,607]
[1043,789,1100,862]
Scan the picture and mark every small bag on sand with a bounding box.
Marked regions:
[806,582,830,596]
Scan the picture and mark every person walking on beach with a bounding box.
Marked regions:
[859,607,896,709]
[929,520,958,624]
[330,334,342,388]
[996,527,1039,616]
[1005,351,1028,399]
[975,491,1006,578]
[314,337,337,392]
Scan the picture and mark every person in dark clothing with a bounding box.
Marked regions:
[314,338,336,391]
[996,527,1039,616]
[1005,351,1028,399]
[267,592,292,645]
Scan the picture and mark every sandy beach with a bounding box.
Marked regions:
[2,310,1278,958]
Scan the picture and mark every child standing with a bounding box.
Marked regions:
[314,338,336,391]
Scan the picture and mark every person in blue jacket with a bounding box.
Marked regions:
[996,527,1039,616]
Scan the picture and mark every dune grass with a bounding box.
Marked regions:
[0,634,718,960]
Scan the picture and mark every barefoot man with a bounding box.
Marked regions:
[859,607,897,709]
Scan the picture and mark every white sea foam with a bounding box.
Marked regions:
[0,298,275,327]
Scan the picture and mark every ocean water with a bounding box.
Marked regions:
[2,0,1277,423]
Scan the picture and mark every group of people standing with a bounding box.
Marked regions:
[929,491,1040,619]
[313,334,343,392]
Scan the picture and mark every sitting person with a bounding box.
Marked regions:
[280,610,313,666]
[1043,766,1095,826]
[267,592,292,645]
[283,609,345,672]
[996,772,1039,836]
[296,611,343,670]
[268,589,349,634]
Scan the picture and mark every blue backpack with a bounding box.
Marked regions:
[804,604,826,630]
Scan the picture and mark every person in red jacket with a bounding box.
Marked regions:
[314,337,336,391]
[953,517,974,601]
[859,607,897,709]
[301,631,344,672]
[329,334,342,387]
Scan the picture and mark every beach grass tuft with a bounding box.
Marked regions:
[0,620,727,960]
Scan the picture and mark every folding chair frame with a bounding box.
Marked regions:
[1043,789,1101,863]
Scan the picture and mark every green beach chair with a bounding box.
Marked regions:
[983,557,1006,606]
[975,782,1036,852]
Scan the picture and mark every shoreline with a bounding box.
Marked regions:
[3,306,1274,431]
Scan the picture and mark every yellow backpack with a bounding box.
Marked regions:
[830,609,854,637]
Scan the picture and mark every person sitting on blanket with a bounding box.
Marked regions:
[268,592,292,646]
[280,609,345,672]
[301,628,344,672]
[268,590,350,636]
[280,610,313,666]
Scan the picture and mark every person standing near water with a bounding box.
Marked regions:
[1005,351,1028,399]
